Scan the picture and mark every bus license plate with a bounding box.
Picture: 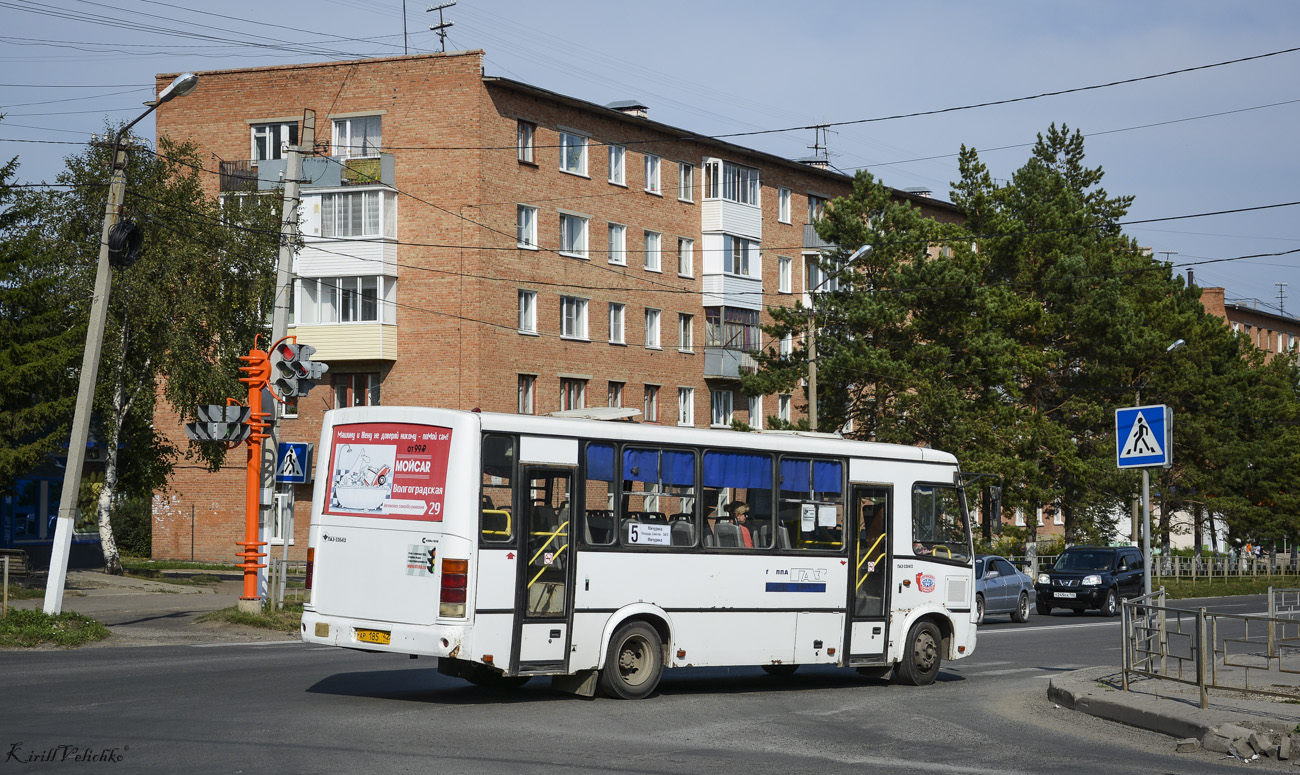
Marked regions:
[1054,592,1077,599]
[356,629,391,644]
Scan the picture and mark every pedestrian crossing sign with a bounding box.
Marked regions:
[1115,405,1172,469]
[276,442,312,484]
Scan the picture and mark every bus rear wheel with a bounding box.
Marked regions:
[598,621,663,699]
[895,620,942,686]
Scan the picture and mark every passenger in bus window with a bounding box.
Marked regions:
[727,502,754,548]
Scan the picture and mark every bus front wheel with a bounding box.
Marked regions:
[598,621,663,699]
[895,620,942,686]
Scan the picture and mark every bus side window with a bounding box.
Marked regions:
[583,442,617,546]
[481,434,515,543]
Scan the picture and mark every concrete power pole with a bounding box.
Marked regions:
[255,109,314,606]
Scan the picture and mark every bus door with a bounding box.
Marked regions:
[846,486,890,663]
[513,467,574,672]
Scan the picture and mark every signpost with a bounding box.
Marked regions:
[1116,404,1173,596]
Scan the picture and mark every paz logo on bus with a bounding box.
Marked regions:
[916,573,936,593]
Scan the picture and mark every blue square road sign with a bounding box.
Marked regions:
[1115,405,1172,469]
[276,442,312,484]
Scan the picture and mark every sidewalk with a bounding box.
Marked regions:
[6,570,299,647]
[1050,665,1300,759]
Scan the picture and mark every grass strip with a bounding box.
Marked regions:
[199,603,302,634]
[0,609,111,648]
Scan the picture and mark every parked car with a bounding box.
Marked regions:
[1034,545,1144,617]
[975,554,1033,624]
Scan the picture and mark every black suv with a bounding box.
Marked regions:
[1034,545,1144,617]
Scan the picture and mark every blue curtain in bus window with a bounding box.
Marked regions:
[623,448,659,482]
[813,460,842,493]
[780,459,810,492]
[662,450,694,486]
[703,451,771,488]
[587,443,615,482]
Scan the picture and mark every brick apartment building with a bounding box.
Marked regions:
[1199,286,1300,360]
[149,50,960,562]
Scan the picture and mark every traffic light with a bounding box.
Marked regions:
[184,404,254,443]
[270,339,329,398]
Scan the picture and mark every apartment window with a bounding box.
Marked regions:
[645,308,661,349]
[779,332,793,358]
[643,230,661,271]
[677,387,695,427]
[779,394,791,423]
[321,190,394,238]
[300,276,389,324]
[609,145,625,185]
[251,122,298,161]
[560,213,588,258]
[560,131,587,176]
[608,381,625,408]
[607,223,626,265]
[723,235,757,277]
[518,290,537,334]
[807,195,827,223]
[518,374,536,414]
[778,256,792,293]
[333,373,380,408]
[748,395,762,430]
[561,296,588,339]
[560,378,587,411]
[711,389,734,427]
[644,154,661,194]
[517,204,538,248]
[778,187,791,223]
[705,307,762,350]
[678,162,694,202]
[609,302,625,344]
[678,313,694,352]
[807,254,841,294]
[643,385,660,423]
[332,115,381,158]
[703,159,760,205]
[677,237,694,277]
[517,120,536,163]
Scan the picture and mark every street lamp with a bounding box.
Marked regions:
[1134,337,1186,598]
[43,73,200,615]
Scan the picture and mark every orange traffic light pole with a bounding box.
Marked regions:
[237,343,272,603]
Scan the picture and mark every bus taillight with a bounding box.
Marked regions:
[305,547,315,590]
[440,558,468,618]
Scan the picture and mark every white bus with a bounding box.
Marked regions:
[301,406,976,698]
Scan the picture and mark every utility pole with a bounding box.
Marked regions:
[1277,282,1288,315]
[259,109,314,603]
[44,73,199,615]
[428,2,456,53]
[807,318,817,432]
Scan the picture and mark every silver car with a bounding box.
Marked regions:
[975,554,1033,624]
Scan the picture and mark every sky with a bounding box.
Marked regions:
[3,0,1299,313]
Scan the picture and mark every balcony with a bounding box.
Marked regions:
[218,154,395,192]
[704,348,757,379]
[291,323,397,362]
[803,223,835,252]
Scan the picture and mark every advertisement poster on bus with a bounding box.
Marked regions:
[324,422,453,521]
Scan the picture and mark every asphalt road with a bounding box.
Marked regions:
[2,595,1278,774]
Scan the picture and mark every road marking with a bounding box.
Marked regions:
[191,640,303,648]
[980,620,1119,633]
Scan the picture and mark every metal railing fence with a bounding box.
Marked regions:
[1120,586,1300,708]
